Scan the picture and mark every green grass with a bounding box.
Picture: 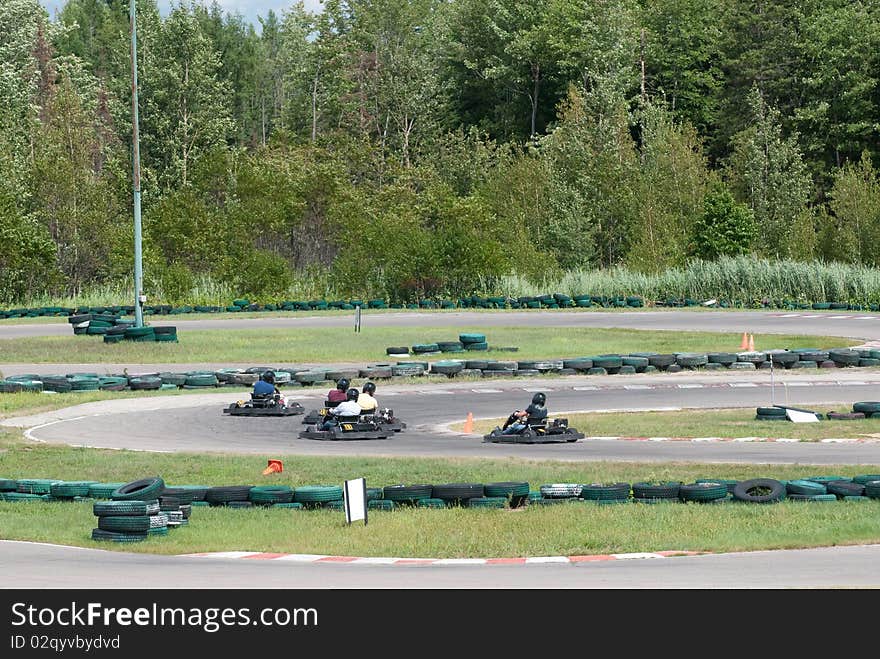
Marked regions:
[0,428,878,557]
[0,327,853,364]
[459,408,880,441]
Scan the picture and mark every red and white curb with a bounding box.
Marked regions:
[178,549,701,565]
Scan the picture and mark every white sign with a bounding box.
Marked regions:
[344,477,367,524]
[786,409,820,423]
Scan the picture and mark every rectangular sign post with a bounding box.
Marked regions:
[354,305,361,333]
[344,477,367,525]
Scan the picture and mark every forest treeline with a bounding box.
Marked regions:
[1,0,879,304]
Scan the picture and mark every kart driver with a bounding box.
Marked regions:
[320,388,362,429]
[327,378,349,405]
[501,392,547,435]
[358,381,379,413]
[254,370,288,407]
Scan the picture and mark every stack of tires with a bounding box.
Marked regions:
[92,475,167,542]
[459,333,488,351]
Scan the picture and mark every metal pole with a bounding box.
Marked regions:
[769,354,774,406]
[130,0,144,328]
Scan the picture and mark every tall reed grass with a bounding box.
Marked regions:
[489,256,880,305]
[8,256,880,308]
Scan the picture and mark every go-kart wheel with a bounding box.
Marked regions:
[521,427,535,438]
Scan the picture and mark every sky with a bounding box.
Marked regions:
[40,0,326,31]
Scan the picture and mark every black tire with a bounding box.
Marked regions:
[382,484,433,503]
[827,411,866,420]
[732,478,786,504]
[432,483,485,504]
[679,482,728,502]
[852,401,880,414]
[111,477,165,501]
[93,500,152,516]
[580,482,631,501]
[756,406,787,416]
[632,482,680,500]
[205,485,253,505]
[97,515,151,532]
[91,529,148,543]
[826,481,866,498]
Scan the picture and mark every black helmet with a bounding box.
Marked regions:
[362,381,376,394]
[531,392,546,406]
[346,388,359,401]
[261,370,276,384]
[336,378,350,391]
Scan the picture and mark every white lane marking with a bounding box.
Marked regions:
[419,390,454,394]
[730,383,759,387]
[23,416,88,442]
[783,382,810,386]
[691,437,722,442]
[623,385,650,390]
[821,438,859,443]
[779,314,800,317]
[470,389,504,393]
[611,552,666,560]
[677,384,703,389]
[433,558,489,565]
[855,316,877,320]
[522,388,553,392]
[774,438,800,443]
[573,386,598,391]
[524,556,569,564]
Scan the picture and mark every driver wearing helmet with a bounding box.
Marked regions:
[358,381,379,412]
[320,388,363,429]
[254,370,288,407]
[327,378,350,405]
[501,392,547,435]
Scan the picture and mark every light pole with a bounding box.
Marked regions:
[130,0,144,327]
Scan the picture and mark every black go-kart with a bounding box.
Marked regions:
[302,402,407,432]
[298,412,392,441]
[483,416,584,444]
[223,392,305,417]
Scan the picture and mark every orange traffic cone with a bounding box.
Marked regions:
[262,459,283,475]
[740,332,749,350]
[463,412,474,433]
[748,334,755,351]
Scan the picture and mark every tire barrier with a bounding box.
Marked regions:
[4,340,880,398]
[8,295,880,321]
[4,474,879,515]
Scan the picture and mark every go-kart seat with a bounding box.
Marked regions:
[324,400,340,408]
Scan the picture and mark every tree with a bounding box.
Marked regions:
[688,184,757,260]
[825,152,880,265]
[627,103,712,272]
[640,0,725,136]
[725,86,814,259]
[140,3,234,188]
[794,1,880,181]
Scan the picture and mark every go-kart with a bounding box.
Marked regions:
[302,403,407,432]
[483,417,584,444]
[223,392,305,417]
[298,412,392,441]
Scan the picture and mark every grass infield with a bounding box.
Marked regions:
[0,426,878,558]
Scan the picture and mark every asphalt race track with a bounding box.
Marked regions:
[3,310,880,588]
